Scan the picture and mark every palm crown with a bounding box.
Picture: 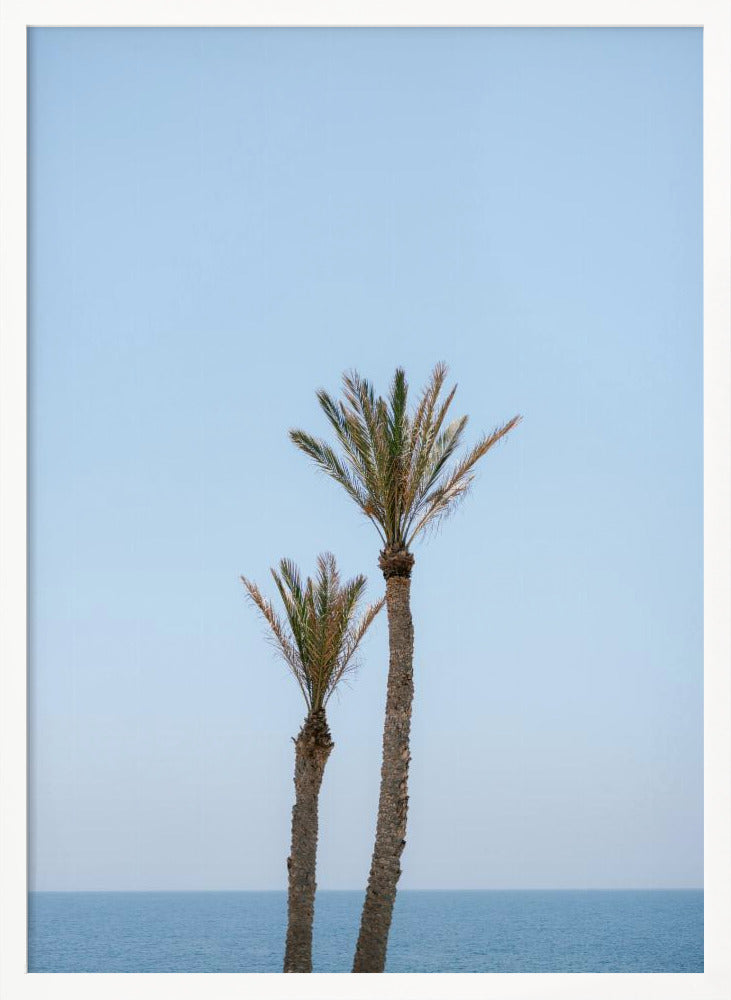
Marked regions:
[241,553,384,713]
[290,363,521,551]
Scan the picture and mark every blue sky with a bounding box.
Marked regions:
[29,27,702,890]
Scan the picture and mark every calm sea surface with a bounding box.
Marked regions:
[28,889,702,973]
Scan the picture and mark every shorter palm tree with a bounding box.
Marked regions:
[241,553,383,973]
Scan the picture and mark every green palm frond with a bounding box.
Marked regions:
[316,390,381,504]
[291,363,521,552]
[242,554,383,712]
[288,428,382,539]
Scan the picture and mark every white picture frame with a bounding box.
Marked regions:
[1,3,728,998]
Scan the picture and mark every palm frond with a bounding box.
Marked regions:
[241,556,384,712]
[386,368,409,459]
[241,575,311,704]
[343,371,392,494]
[316,390,381,504]
[405,414,522,545]
[289,427,386,542]
[401,374,456,530]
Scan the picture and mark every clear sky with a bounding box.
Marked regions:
[29,27,702,891]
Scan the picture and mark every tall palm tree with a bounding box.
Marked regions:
[290,363,521,972]
[241,553,383,973]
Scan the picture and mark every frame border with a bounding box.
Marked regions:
[2,4,729,998]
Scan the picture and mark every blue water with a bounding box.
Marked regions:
[28,889,702,973]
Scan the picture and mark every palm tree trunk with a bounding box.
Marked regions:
[283,708,333,973]
[353,553,414,972]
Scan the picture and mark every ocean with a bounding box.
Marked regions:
[28,889,703,973]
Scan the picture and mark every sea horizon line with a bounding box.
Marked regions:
[30,886,704,893]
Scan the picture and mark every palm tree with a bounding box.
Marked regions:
[290,363,521,972]
[241,553,383,973]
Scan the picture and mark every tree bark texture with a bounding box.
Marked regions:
[283,709,333,973]
[353,571,414,972]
